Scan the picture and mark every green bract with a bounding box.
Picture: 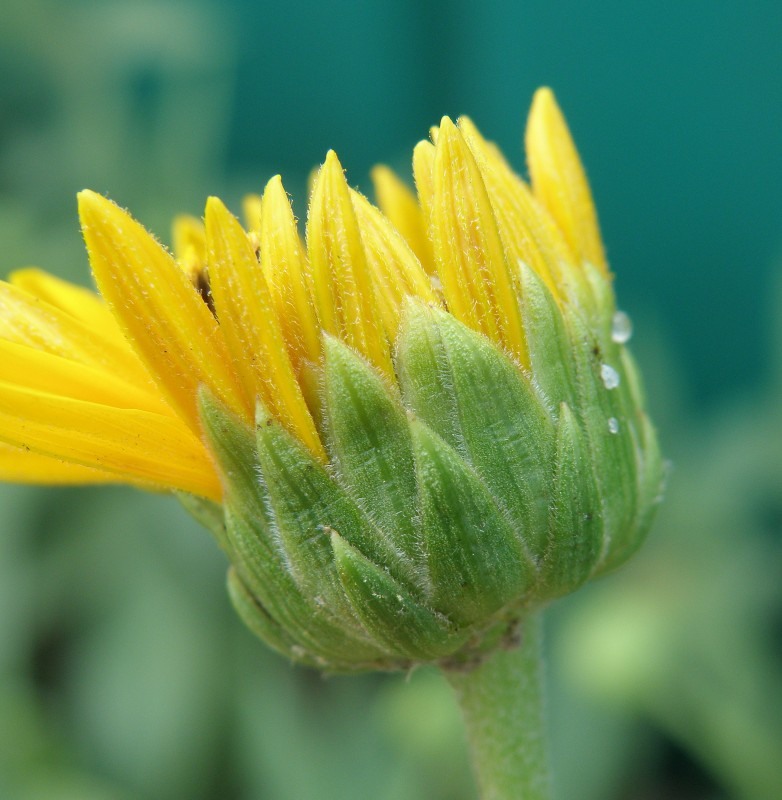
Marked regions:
[194,279,663,672]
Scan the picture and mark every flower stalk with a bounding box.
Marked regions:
[444,614,550,800]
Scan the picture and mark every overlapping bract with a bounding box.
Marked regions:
[0,89,663,669]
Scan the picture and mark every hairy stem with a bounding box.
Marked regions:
[443,614,550,800]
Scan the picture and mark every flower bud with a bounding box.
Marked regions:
[0,89,664,672]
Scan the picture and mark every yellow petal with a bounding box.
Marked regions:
[526,88,607,274]
[349,188,440,339]
[171,215,208,282]
[458,117,567,298]
[242,193,263,234]
[412,139,436,229]
[306,151,392,377]
[370,165,434,274]
[260,175,321,371]
[9,268,131,350]
[0,382,221,500]
[0,441,124,485]
[204,197,325,461]
[0,279,162,398]
[427,117,527,363]
[78,190,250,431]
[0,339,171,415]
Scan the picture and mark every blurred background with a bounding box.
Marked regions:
[1,1,781,798]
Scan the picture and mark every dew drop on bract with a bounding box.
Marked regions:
[607,417,620,434]
[612,310,633,344]
[600,363,620,390]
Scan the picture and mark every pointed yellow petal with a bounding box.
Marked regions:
[78,190,250,431]
[0,279,161,397]
[205,197,325,460]
[349,189,440,339]
[306,151,392,377]
[457,117,564,297]
[9,268,131,350]
[242,193,263,234]
[0,339,171,414]
[260,175,321,370]
[526,88,607,274]
[370,165,434,274]
[0,441,124,485]
[427,118,527,363]
[171,214,207,282]
[0,383,221,500]
[412,140,436,228]
[172,214,207,264]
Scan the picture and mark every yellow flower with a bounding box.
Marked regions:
[1,88,664,670]
[0,89,609,503]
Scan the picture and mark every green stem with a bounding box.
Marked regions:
[443,613,550,800]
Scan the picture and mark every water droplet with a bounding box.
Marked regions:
[600,363,621,390]
[607,417,620,434]
[612,311,633,343]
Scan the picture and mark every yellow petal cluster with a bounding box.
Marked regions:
[0,88,606,500]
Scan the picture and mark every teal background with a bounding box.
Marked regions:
[1,1,781,798]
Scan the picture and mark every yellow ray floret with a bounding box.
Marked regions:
[10,268,132,349]
[172,214,208,284]
[205,197,325,460]
[0,441,124,486]
[349,189,440,340]
[242,193,264,234]
[423,117,527,365]
[0,383,220,499]
[0,279,166,404]
[259,175,322,372]
[0,339,173,415]
[0,88,610,500]
[526,87,607,274]
[306,151,392,377]
[370,165,434,274]
[78,191,251,432]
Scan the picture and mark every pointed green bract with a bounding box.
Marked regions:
[542,403,602,596]
[395,300,464,452]
[227,566,314,665]
[254,401,393,630]
[398,303,556,558]
[429,307,556,558]
[598,410,665,575]
[518,261,577,408]
[199,389,388,669]
[331,532,463,660]
[563,307,638,569]
[410,418,531,626]
[322,336,422,579]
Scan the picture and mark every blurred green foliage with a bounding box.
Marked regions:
[1,1,781,798]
